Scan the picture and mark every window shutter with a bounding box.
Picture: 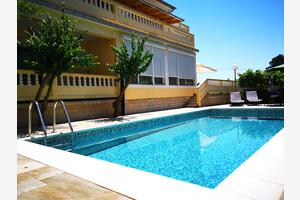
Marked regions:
[168,50,177,77]
[178,54,195,80]
[153,47,165,77]
[141,45,153,76]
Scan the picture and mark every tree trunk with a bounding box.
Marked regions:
[34,73,51,102]
[41,75,55,115]
[113,79,131,117]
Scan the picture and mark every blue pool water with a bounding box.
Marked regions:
[28,108,284,188]
[89,117,283,188]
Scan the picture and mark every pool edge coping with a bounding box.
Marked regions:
[21,105,283,141]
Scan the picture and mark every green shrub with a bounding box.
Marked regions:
[238,69,283,90]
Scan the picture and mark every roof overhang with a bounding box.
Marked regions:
[115,0,183,24]
[266,64,284,71]
[157,0,176,11]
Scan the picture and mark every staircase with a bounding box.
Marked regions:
[196,79,236,107]
[185,93,198,107]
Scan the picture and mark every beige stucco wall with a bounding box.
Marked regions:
[78,38,116,75]
[125,87,196,100]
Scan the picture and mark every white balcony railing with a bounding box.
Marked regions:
[17,69,119,101]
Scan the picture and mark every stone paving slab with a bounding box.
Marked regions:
[17,155,133,200]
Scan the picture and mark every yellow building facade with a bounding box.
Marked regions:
[17,0,198,128]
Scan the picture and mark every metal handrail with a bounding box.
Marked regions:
[53,100,74,151]
[28,101,47,144]
[53,100,73,132]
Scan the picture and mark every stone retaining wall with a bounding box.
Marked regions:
[17,99,115,129]
[18,96,192,131]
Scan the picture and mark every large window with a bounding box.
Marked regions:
[139,76,152,85]
[123,37,196,86]
[178,53,195,82]
[154,77,165,85]
[141,45,153,77]
[168,50,177,78]
[152,47,165,85]
[179,79,195,86]
[169,77,178,85]
[153,47,165,78]
[168,49,195,86]
[186,79,195,86]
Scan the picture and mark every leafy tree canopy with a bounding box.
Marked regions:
[18,10,99,77]
[17,0,42,19]
[18,7,99,113]
[269,54,284,67]
[109,34,153,83]
[238,69,283,90]
[108,33,153,116]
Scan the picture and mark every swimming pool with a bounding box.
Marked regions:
[28,108,284,189]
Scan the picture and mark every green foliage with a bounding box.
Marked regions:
[18,10,99,76]
[238,69,266,89]
[18,7,99,113]
[108,33,153,116]
[238,69,284,90]
[108,34,153,83]
[17,0,42,18]
[267,70,284,88]
[269,54,284,67]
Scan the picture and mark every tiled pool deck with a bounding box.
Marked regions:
[17,155,132,200]
[17,105,284,200]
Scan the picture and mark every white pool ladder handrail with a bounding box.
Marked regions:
[28,101,47,144]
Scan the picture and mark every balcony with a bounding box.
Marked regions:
[17,69,119,101]
[41,0,195,48]
[171,23,189,32]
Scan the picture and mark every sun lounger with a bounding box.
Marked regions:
[230,92,244,105]
[246,91,262,104]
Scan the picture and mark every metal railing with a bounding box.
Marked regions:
[28,101,47,144]
[53,100,74,151]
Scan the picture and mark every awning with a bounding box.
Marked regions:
[266,64,284,71]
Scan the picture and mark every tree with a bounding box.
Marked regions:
[238,69,283,90]
[269,54,284,67]
[108,34,153,117]
[18,8,99,114]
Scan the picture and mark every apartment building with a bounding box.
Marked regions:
[17,0,198,128]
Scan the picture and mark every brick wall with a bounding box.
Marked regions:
[125,96,191,114]
[17,99,115,129]
[18,96,192,131]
